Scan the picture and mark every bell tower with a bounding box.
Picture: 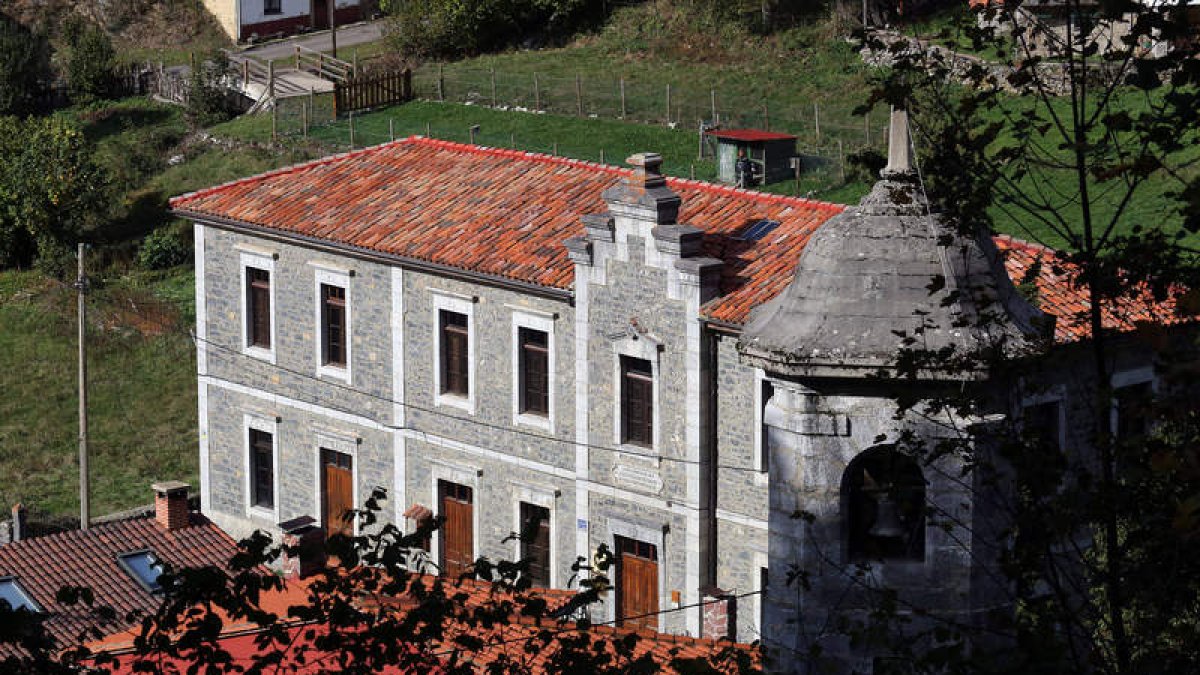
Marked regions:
[738,109,1048,672]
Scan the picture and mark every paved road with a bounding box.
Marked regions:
[240,20,385,62]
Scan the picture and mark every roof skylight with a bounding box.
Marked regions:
[117,551,164,593]
[734,219,780,242]
[0,577,41,612]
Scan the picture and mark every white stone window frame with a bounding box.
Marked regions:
[510,307,556,434]
[606,518,667,625]
[312,430,360,537]
[750,550,769,641]
[243,413,280,524]
[753,369,769,487]
[431,290,477,414]
[1020,385,1068,452]
[611,333,662,454]
[429,462,481,573]
[239,250,276,364]
[1110,366,1158,436]
[312,264,353,384]
[511,484,558,589]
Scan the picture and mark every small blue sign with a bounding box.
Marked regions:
[577,518,588,530]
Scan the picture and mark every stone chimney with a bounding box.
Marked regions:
[278,516,325,580]
[10,503,26,542]
[152,481,191,531]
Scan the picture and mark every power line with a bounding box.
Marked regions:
[423,587,765,659]
[46,276,776,491]
[186,328,773,476]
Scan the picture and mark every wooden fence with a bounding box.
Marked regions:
[334,69,412,116]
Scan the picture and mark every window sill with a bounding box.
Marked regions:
[616,441,656,458]
[436,392,474,414]
[514,412,552,433]
[263,10,283,16]
[247,505,276,522]
[317,364,350,383]
[243,345,275,363]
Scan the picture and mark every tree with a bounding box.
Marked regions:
[0,493,756,674]
[65,20,115,104]
[780,1,1200,672]
[0,115,112,274]
[0,13,50,116]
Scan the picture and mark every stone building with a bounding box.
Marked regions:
[171,116,1165,655]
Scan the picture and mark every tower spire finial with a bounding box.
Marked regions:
[882,106,913,178]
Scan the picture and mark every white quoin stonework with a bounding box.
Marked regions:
[566,153,724,636]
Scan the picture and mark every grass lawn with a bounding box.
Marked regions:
[0,268,198,519]
[211,99,875,202]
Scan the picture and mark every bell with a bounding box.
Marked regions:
[869,494,906,540]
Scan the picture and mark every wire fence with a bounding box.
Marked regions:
[409,63,889,153]
[256,65,890,196]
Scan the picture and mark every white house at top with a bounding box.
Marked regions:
[201,0,363,43]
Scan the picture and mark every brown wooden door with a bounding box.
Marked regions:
[616,537,658,631]
[439,481,473,577]
[321,449,353,537]
[313,0,330,30]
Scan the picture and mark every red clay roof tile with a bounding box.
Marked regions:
[171,137,1180,340]
[0,513,240,655]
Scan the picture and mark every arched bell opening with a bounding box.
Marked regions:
[841,446,927,563]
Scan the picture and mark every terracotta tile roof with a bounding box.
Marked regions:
[170,137,1182,340]
[995,234,1189,342]
[98,574,757,674]
[169,136,842,326]
[0,512,240,655]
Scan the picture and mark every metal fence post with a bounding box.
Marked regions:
[533,73,540,111]
[620,78,626,119]
[575,74,583,116]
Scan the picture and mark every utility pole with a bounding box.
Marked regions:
[329,0,338,60]
[75,243,90,531]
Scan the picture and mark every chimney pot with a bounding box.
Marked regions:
[625,152,666,190]
[11,503,26,542]
[152,481,191,531]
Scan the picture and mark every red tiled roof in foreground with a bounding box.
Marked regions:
[0,512,240,655]
[95,574,758,674]
[170,137,1182,340]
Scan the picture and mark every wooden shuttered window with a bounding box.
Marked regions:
[440,311,469,397]
[621,356,653,447]
[320,448,353,537]
[321,284,347,367]
[247,268,271,349]
[615,536,658,630]
[519,502,551,588]
[249,429,274,509]
[519,328,549,416]
[438,480,473,578]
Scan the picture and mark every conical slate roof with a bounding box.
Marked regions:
[738,110,1049,379]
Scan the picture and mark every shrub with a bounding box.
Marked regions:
[187,51,232,127]
[137,221,191,270]
[0,13,51,115]
[66,21,116,103]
